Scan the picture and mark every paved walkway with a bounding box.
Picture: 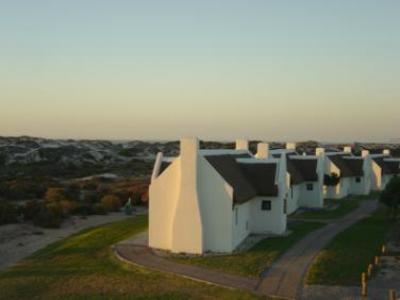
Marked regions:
[113,200,377,299]
[114,244,259,293]
[256,200,378,299]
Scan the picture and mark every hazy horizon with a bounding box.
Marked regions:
[1,1,400,142]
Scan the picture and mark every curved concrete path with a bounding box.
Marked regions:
[114,244,259,293]
[114,200,377,299]
[256,200,377,299]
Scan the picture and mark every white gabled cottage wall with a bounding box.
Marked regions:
[150,138,287,254]
[149,154,180,250]
[289,155,324,208]
[316,148,350,199]
[370,149,398,191]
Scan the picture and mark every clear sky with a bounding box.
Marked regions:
[1,1,399,142]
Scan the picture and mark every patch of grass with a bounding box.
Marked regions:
[292,194,378,220]
[306,207,394,286]
[0,216,259,300]
[172,221,324,277]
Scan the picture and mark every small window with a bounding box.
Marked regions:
[355,177,361,183]
[261,200,271,211]
[306,183,314,191]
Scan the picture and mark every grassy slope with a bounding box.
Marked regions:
[291,195,376,220]
[172,221,324,277]
[306,208,393,286]
[0,216,259,300]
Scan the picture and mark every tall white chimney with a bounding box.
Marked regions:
[383,149,391,156]
[316,147,325,156]
[286,142,296,150]
[151,152,164,182]
[343,146,352,153]
[256,143,269,159]
[236,139,249,151]
[361,150,370,158]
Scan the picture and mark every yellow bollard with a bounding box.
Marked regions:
[361,272,367,296]
[367,264,373,277]
[374,256,380,266]
[361,282,368,297]
[388,289,396,300]
[382,244,387,255]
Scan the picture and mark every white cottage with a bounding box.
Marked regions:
[149,138,287,254]
[268,143,324,214]
[317,146,372,199]
[369,149,400,191]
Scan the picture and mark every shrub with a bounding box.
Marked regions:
[380,176,400,219]
[60,200,78,216]
[71,203,95,216]
[22,200,42,221]
[46,202,64,218]
[0,202,19,225]
[45,187,67,203]
[101,195,121,212]
[33,207,62,228]
[324,173,340,186]
[93,203,107,215]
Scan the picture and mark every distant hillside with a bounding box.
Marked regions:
[1,136,399,179]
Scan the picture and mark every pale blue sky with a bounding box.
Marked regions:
[1,1,399,142]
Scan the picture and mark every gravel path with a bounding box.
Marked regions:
[256,200,378,299]
[0,210,146,271]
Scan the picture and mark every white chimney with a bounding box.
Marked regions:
[286,142,296,150]
[343,146,352,153]
[256,143,269,159]
[361,150,370,158]
[236,139,249,151]
[383,149,391,156]
[316,147,325,156]
[151,152,164,182]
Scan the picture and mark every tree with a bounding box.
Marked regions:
[101,195,121,212]
[379,176,400,219]
[45,187,66,203]
[324,172,340,186]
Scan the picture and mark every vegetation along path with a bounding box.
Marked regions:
[256,199,378,299]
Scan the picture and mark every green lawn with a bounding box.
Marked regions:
[291,194,378,220]
[306,207,394,286]
[0,216,259,300]
[172,221,324,277]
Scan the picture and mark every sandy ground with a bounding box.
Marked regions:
[0,208,147,271]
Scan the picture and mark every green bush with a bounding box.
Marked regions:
[33,207,62,228]
[101,195,121,212]
[22,200,41,221]
[71,203,95,216]
[0,202,19,225]
[324,173,340,186]
[93,203,107,215]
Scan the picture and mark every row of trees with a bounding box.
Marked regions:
[380,176,400,219]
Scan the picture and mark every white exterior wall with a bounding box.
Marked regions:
[324,158,350,199]
[250,196,286,235]
[149,159,180,251]
[287,184,301,214]
[198,156,234,252]
[371,161,382,191]
[347,158,371,195]
[299,181,324,208]
[232,201,251,249]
